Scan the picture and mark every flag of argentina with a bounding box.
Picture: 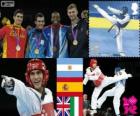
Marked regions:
[57,58,83,77]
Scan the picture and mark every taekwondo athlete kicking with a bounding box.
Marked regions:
[93,4,130,56]
[97,67,132,116]
[83,59,132,115]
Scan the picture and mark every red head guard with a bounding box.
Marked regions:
[90,59,97,67]
[25,59,49,88]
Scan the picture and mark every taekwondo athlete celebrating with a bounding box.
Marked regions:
[1,59,56,116]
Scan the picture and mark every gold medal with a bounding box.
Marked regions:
[34,48,39,54]
[53,46,57,52]
[73,40,78,46]
[16,45,21,51]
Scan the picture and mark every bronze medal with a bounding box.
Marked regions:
[73,40,78,46]
[16,45,21,51]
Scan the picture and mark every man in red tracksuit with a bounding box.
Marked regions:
[0,9,27,58]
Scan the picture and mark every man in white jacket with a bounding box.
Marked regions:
[1,59,56,116]
[83,59,132,115]
[93,4,130,56]
[97,67,131,116]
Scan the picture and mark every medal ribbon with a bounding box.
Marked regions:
[34,32,42,50]
[71,27,78,41]
[51,26,62,56]
[13,26,21,48]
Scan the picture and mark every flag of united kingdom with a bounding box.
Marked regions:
[57,97,70,116]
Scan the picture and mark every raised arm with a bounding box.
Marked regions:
[107,6,122,15]
[1,75,34,106]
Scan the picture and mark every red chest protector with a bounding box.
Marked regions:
[32,102,55,116]
[93,73,105,87]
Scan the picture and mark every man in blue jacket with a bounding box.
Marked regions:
[26,13,51,58]
[44,11,68,58]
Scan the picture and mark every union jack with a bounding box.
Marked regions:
[57,96,70,116]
